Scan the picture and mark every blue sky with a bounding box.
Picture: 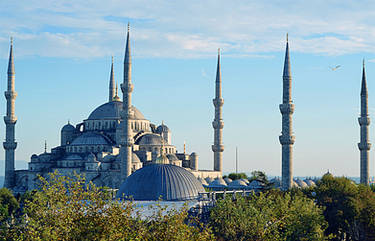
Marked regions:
[1,0,375,177]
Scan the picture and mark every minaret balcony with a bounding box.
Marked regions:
[120,83,134,93]
[358,117,370,125]
[4,91,17,99]
[279,135,295,145]
[3,116,17,124]
[212,120,224,129]
[213,98,224,107]
[3,142,17,150]
[279,103,294,114]
[358,142,371,150]
[212,144,224,152]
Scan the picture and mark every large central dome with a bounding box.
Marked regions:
[117,164,205,201]
[87,100,146,120]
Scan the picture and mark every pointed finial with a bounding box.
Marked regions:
[183,141,186,154]
[10,36,13,46]
[116,82,118,95]
[112,55,114,64]
[44,140,47,153]
[127,22,130,32]
[363,58,365,68]
[68,119,70,124]
[218,48,220,55]
[286,33,288,43]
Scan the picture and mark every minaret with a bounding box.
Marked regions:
[109,56,115,102]
[279,34,295,190]
[120,24,133,181]
[3,38,18,188]
[358,59,371,185]
[212,49,224,172]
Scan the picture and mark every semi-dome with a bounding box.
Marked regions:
[87,101,146,120]
[135,133,163,145]
[116,164,204,201]
[71,132,111,146]
[61,122,75,132]
[166,154,178,162]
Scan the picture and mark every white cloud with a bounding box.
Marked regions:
[1,0,375,58]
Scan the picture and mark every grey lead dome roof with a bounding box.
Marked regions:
[71,132,111,146]
[135,133,163,145]
[87,101,146,120]
[61,123,75,132]
[116,164,205,201]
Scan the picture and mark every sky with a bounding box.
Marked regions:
[0,0,375,177]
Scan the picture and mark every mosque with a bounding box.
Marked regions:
[3,27,222,194]
[3,26,371,199]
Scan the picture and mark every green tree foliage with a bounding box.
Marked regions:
[314,173,375,240]
[227,173,248,181]
[209,190,328,241]
[3,171,213,241]
[0,188,19,224]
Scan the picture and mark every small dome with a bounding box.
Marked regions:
[88,101,145,120]
[249,180,263,189]
[224,177,233,184]
[240,178,249,184]
[156,124,170,134]
[117,164,204,201]
[205,177,215,184]
[228,179,248,187]
[295,179,308,188]
[136,133,164,145]
[155,154,169,164]
[304,179,316,186]
[71,132,111,146]
[62,123,75,132]
[270,178,281,188]
[209,178,227,188]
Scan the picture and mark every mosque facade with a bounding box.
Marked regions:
[4,27,221,193]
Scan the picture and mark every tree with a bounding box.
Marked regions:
[209,190,328,241]
[313,173,375,240]
[0,188,19,224]
[4,171,213,241]
[227,173,248,181]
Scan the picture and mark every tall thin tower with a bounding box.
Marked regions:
[109,56,115,102]
[358,59,371,185]
[212,49,224,172]
[120,24,133,181]
[279,35,295,190]
[3,38,17,188]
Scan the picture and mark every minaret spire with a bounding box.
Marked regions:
[120,23,134,181]
[358,59,371,185]
[109,56,115,102]
[212,48,224,172]
[279,34,295,190]
[3,37,18,188]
